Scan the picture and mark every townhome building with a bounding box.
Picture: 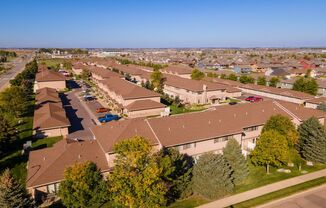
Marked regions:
[34,66,66,92]
[27,100,325,199]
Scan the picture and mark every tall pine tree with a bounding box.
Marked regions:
[0,169,34,208]
[223,138,249,185]
[298,117,326,163]
[192,153,234,199]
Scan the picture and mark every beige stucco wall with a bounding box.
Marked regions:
[164,85,226,104]
[124,107,166,118]
[34,81,66,92]
[226,91,242,98]
[34,127,69,138]
[175,134,242,157]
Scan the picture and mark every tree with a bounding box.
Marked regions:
[157,148,193,202]
[220,73,227,79]
[292,77,318,95]
[0,114,15,156]
[317,102,326,112]
[251,130,289,174]
[59,161,108,208]
[0,169,34,208]
[227,73,238,81]
[191,69,205,80]
[262,115,299,147]
[269,77,279,87]
[151,69,165,92]
[192,153,234,199]
[239,75,255,84]
[223,138,249,185]
[109,136,167,208]
[0,86,28,117]
[297,117,326,163]
[207,72,217,78]
[257,76,267,86]
[80,69,91,80]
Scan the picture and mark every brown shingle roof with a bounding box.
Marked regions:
[35,87,61,105]
[99,77,160,100]
[91,119,158,153]
[147,101,291,147]
[125,100,166,112]
[306,97,326,105]
[162,64,193,75]
[35,70,66,82]
[33,103,70,130]
[27,139,108,188]
[88,66,122,79]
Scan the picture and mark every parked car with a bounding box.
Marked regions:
[83,95,95,101]
[96,107,109,113]
[245,96,263,102]
[229,101,237,105]
[98,114,120,123]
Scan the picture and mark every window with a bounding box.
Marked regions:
[244,126,258,132]
[183,144,191,150]
[214,135,233,143]
[47,184,55,194]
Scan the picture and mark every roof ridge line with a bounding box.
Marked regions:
[145,119,162,147]
[273,101,301,121]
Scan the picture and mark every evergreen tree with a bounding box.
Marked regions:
[0,114,15,156]
[223,138,249,185]
[59,161,108,208]
[292,77,318,95]
[227,73,238,81]
[0,169,34,208]
[192,153,234,199]
[157,148,194,202]
[150,69,165,92]
[317,102,326,112]
[298,117,326,163]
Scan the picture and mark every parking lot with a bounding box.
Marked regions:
[62,80,109,141]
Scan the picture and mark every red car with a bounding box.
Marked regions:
[245,96,263,102]
[96,108,109,113]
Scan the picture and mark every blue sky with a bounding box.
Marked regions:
[1,0,326,48]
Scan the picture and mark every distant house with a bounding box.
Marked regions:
[161,64,193,79]
[305,97,326,109]
[34,67,66,92]
[71,62,86,75]
[233,65,252,74]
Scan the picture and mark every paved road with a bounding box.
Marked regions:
[259,184,326,208]
[198,169,326,208]
[0,53,34,90]
[62,89,97,141]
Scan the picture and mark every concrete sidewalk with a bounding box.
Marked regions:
[198,169,326,208]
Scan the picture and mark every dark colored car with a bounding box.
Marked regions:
[229,101,238,105]
[98,114,120,123]
[245,96,263,102]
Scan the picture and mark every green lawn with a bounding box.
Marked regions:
[167,196,210,208]
[169,104,206,115]
[0,114,62,184]
[39,59,63,69]
[231,177,326,208]
[167,161,326,208]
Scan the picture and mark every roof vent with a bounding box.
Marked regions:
[78,154,81,159]
[182,124,185,128]
[234,113,236,117]
[208,120,211,124]
[219,119,221,123]
[135,128,138,133]
[262,109,265,113]
[43,157,46,161]
[245,112,248,116]
[168,127,171,132]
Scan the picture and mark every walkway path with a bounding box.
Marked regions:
[198,169,326,208]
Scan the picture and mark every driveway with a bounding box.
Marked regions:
[259,184,326,208]
[61,90,96,141]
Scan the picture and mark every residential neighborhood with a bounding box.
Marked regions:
[0,1,326,208]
